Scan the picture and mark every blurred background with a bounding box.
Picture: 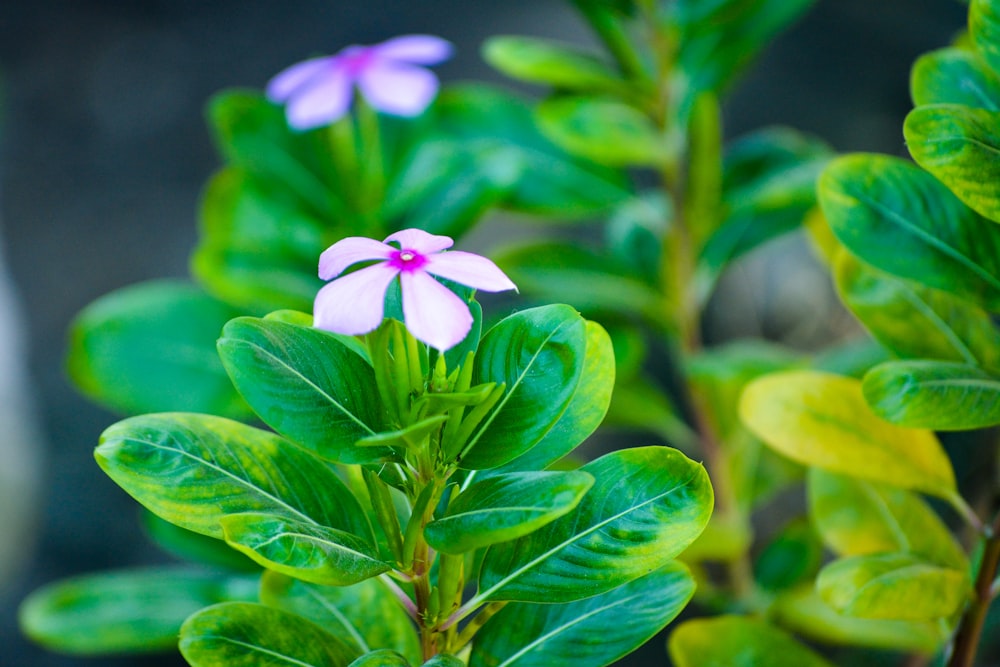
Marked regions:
[0,0,968,665]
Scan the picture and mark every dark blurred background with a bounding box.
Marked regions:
[0,1,968,665]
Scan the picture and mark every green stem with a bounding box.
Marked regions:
[575,4,647,80]
[451,602,508,654]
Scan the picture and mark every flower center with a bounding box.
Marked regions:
[390,248,427,273]
[340,46,374,75]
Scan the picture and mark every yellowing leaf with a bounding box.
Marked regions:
[739,370,956,498]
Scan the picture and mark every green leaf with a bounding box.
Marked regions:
[668,615,833,667]
[772,586,949,653]
[808,468,967,570]
[493,320,615,472]
[478,446,712,603]
[817,552,969,620]
[422,657,463,667]
[261,572,421,664]
[834,251,1000,370]
[818,153,1000,310]
[66,280,251,419]
[207,90,342,218]
[753,519,823,592]
[425,471,594,554]
[222,513,389,586]
[95,413,373,541]
[739,370,956,498]
[19,567,257,655]
[471,562,694,667]
[911,47,1000,109]
[674,0,816,108]
[180,601,359,667]
[905,104,1000,224]
[142,511,260,572]
[696,127,830,300]
[493,242,663,322]
[218,317,390,464]
[348,650,410,667]
[428,85,631,218]
[463,305,587,469]
[863,360,1000,430]
[971,0,1000,78]
[605,192,670,286]
[536,96,667,167]
[193,168,326,313]
[483,36,623,92]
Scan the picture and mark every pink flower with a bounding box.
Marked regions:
[314,229,517,350]
[266,35,453,130]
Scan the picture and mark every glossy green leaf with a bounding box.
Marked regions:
[668,615,833,667]
[180,602,359,667]
[494,321,615,472]
[95,413,373,541]
[463,305,587,469]
[478,446,712,602]
[425,471,594,554]
[739,370,956,498]
[834,251,1000,370]
[483,36,623,92]
[817,552,969,620]
[911,47,1000,109]
[863,360,1000,430]
[493,242,663,322]
[222,513,388,586]
[471,562,694,667]
[348,650,410,667]
[19,567,257,655]
[972,0,1000,78]
[142,511,259,572]
[905,104,1000,223]
[218,317,390,464]
[819,154,1000,310]
[808,468,967,570]
[772,586,949,653]
[193,168,326,313]
[66,280,251,419]
[427,85,631,218]
[261,572,421,664]
[422,657,463,667]
[537,96,667,167]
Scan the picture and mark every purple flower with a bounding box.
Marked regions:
[267,35,453,130]
[314,229,517,350]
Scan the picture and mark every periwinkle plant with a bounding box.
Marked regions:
[85,233,713,666]
[20,0,1000,666]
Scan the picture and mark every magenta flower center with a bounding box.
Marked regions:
[340,46,375,75]
[389,248,428,273]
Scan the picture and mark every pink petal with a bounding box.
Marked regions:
[357,62,439,117]
[384,228,453,254]
[373,35,453,64]
[318,237,394,280]
[314,263,399,335]
[266,56,334,102]
[284,64,354,130]
[424,251,518,293]
[399,271,473,350]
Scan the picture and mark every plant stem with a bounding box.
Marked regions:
[452,602,508,654]
[947,511,1000,667]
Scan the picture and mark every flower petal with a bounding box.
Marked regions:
[318,237,394,280]
[399,271,473,350]
[314,263,399,335]
[424,251,518,293]
[266,56,334,102]
[284,64,354,130]
[373,35,454,64]
[357,62,439,117]
[384,229,454,254]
